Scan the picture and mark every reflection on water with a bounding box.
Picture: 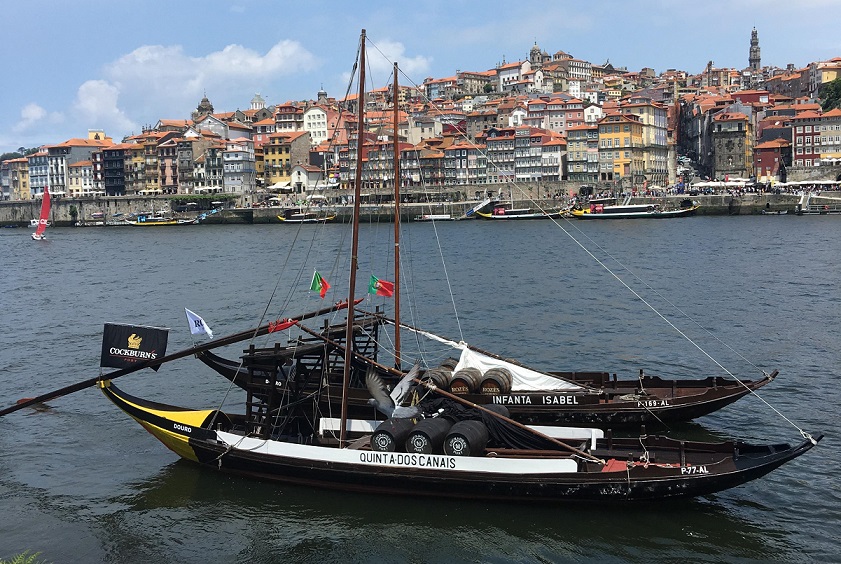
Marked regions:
[98,460,791,564]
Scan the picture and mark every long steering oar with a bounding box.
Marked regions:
[0,300,361,418]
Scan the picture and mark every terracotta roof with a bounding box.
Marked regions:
[566,123,598,131]
[47,138,113,148]
[755,138,790,149]
[158,119,191,127]
[791,110,822,120]
[713,112,748,121]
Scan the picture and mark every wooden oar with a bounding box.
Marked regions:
[0,300,360,418]
[296,323,604,463]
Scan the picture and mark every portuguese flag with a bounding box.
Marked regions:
[310,271,330,299]
[368,275,394,297]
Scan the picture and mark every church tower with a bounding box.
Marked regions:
[529,41,543,70]
[191,94,214,121]
[749,27,761,71]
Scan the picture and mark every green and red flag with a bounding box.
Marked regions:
[310,271,330,299]
[368,275,394,297]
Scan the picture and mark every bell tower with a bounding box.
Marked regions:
[749,27,761,72]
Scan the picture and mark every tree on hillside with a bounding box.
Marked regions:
[819,77,841,111]
[0,147,39,163]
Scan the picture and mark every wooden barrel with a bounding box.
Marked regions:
[421,368,452,389]
[450,367,482,394]
[480,367,513,395]
[444,420,489,457]
[438,357,460,371]
[405,417,453,454]
[371,418,416,452]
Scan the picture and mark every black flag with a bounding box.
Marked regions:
[101,323,169,371]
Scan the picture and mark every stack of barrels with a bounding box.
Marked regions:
[368,360,517,458]
[420,359,513,396]
[371,416,490,457]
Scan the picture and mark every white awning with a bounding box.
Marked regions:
[269,181,293,193]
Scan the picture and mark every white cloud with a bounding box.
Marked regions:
[12,103,63,133]
[73,80,137,134]
[1,38,324,152]
[341,39,432,90]
[103,41,321,120]
[368,39,432,77]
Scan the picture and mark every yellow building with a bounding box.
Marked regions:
[8,157,30,200]
[128,142,145,194]
[264,131,311,188]
[619,97,669,186]
[598,113,643,186]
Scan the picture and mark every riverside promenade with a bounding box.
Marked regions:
[2,192,841,226]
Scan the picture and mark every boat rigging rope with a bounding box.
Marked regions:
[557,220,769,377]
[368,36,811,440]
[541,214,813,438]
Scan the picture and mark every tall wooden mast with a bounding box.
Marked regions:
[340,29,366,445]
[392,62,402,368]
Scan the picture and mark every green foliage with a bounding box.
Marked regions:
[0,551,50,564]
[0,147,39,163]
[483,83,494,93]
[819,77,841,111]
[69,205,78,219]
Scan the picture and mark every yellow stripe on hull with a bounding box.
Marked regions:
[136,419,201,462]
[99,380,222,464]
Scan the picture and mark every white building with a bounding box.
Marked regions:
[223,137,256,204]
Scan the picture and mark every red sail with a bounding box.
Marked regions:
[33,186,51,238]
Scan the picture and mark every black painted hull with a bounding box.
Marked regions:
[196,350,775,428]
[101,382,820,503]
[187,437,814,502]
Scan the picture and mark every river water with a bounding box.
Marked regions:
[0,216,839,563]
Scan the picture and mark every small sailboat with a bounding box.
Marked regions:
[31,186,51,241]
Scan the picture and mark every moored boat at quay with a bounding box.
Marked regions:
[124,214,194,226]
[475,204,565,220]
[571,197,699,219]
[414,213,455,222]
[277,207,337,223]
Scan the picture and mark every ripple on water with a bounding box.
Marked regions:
[0,219,838,562]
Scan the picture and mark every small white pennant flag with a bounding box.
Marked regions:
[185,308,213,339]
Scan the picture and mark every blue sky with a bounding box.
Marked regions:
[3,0,841,154]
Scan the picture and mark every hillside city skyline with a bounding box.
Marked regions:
[4,0,841,154]
[3,27,840,204]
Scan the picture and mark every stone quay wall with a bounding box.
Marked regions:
[2,190,840,226]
